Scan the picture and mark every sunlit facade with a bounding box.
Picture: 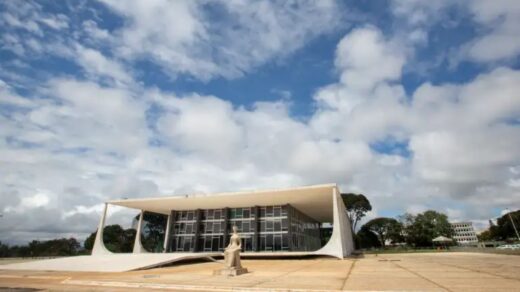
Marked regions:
[92,184,355,259]
[168,205,321,253]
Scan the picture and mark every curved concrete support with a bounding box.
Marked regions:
[91,203,112,255]
[133,210,149,253]
[163,212,172,253]
[313,186,354,258]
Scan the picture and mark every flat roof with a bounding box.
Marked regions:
[109,183,338,222]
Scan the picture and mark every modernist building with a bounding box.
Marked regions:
[451,222,478,245]
[92,184,355,259]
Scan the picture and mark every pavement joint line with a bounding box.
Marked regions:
[61,278,342,291]
[340,259,356,291]
[60,278,436,292]
[381,257,453,292]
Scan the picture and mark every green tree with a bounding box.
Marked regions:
[495,210,520,241]
[363,217,403,247]
[356,226,381,249]
[0,241,10,257]
[84,224,136,253]
[400,210,453,247]
[477,230,493,241]
[341,193,372,231]
[140,212,167,252]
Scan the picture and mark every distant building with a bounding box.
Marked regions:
[451,222,478,245]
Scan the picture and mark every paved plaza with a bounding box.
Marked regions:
[1,252,519,291]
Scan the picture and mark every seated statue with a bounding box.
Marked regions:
[224,225,242,269]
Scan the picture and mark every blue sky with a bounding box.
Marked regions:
[1,0,520,243]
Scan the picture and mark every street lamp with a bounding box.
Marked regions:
[505,208,520,242]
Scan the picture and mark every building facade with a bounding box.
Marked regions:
[451,222,478,245]
[91,184,355,259]
[168,205,321,253]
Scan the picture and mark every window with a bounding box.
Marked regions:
[274,206,281,217]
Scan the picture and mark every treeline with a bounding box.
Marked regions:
[83,212,166,253]
[343,193,520,249]
[356,210,453,248]
[0,238,82,257]
[343,193,453,248]
[478,210,520,242]
[0,212,167,258]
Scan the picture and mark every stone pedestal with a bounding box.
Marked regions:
[213,267,248,276]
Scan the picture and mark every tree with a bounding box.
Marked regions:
[356,226,381,249]
[495,210,520,241]
[341,193,372,231]
[464,210,520,242]
[363,217,403,247]
[133,212,167,252]
[0,241,10,257]
[399,210,453,247]
[477,230,493,241]
[84,224,136,253]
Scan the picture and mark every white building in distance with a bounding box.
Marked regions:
[451,222,478,245]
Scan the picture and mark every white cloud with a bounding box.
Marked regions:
[156,94,243,162]
[99,0,344,80]
[391,0,520,64]
[75,45,132,85]
[335,26,406,91]
[1,1,520,245]
[465,0,520,62]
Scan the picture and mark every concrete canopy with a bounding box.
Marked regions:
[109,183,337,222]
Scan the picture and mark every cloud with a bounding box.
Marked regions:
[74,45,133,85]
[1,1,520,245]
[391,0,520,64]
[99,0,344,80]
[334,26,406,91]
[465,0,520,62]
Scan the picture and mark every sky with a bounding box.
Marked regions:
[1,0,519,244]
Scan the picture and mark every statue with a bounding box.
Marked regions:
[213,225,248,276]
[224,225,242,269]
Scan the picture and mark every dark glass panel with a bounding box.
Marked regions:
[266,220,273,231]
[266,234,273,251]
[266,206,273,217]
[274,221,281,232]
[274,235,282,251]
[281,218,288,231]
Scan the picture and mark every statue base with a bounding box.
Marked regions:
[213,267,248,276]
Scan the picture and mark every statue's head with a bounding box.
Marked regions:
[232,225,238,233]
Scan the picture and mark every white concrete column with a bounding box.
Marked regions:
[314,185,354,258]
[133,210,149,253]
[91,203,112,255]
[163,212,172,253]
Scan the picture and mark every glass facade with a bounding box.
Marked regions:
[166,204,321,253]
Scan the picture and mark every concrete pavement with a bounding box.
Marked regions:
[1,252,519,291]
